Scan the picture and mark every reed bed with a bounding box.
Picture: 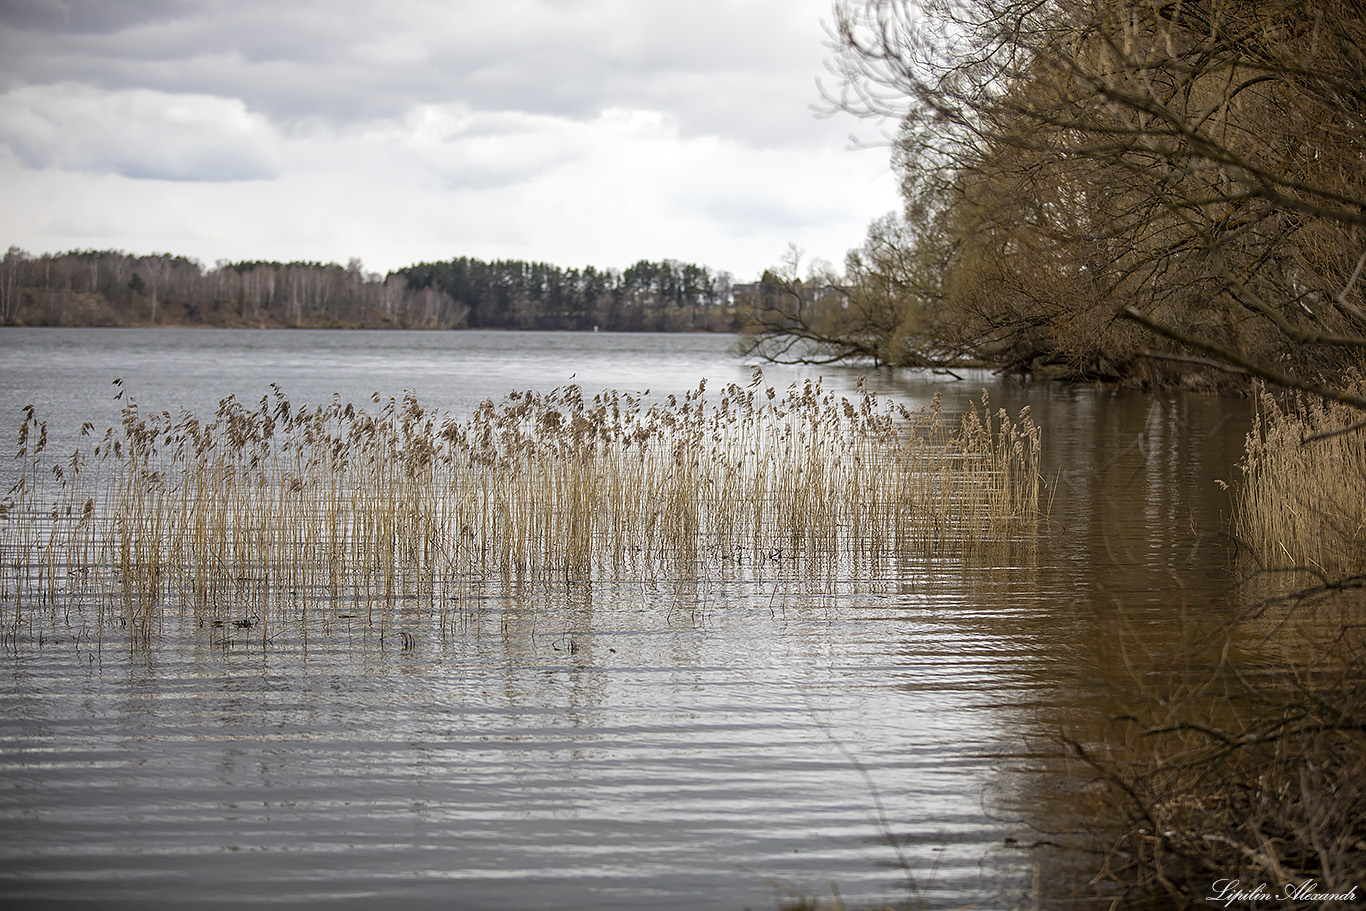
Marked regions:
[1,375,1041,644]
[1236,383,1366,578]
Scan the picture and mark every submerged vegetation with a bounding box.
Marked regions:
[1,374,1041,648]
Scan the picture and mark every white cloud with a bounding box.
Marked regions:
[0,0,899,279]
[0,82,280,180]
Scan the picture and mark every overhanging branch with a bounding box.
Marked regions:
[1121,306,1366,411]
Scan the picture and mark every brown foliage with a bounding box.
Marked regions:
[756,0,1366,392]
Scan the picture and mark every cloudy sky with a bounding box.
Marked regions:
[0,0,899,280]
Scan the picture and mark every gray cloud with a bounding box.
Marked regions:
[0,0,895,279]
[0,0,197,35]
[0,0,843,148]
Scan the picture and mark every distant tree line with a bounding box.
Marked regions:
[395,257,737,332]
[0,247,741,333]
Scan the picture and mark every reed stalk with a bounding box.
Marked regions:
[1,377,1043,646]
[1236,382,1366,577]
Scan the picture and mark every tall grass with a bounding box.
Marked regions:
[1236,383,1366,577]
[2,374,1042,644]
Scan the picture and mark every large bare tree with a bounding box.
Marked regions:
[807,0,1366,399]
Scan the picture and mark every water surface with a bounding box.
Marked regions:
[0,328,1255,909]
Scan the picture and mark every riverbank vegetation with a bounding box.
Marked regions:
[1067,221,1366,911]
[1077,378,1363,906]
[0,247,739,332]
[1,378,1041,648]
[1237,383,1366,580]
[984,380,1366,909]
[743,0,1366,402]
[1053,607,1366,908]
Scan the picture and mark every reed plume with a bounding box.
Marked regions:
[1,375,1042,645]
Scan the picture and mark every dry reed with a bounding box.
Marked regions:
[1,374,1042,645]
[1236,383,1366,578]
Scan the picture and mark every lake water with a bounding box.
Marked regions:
[0,328,1255,909]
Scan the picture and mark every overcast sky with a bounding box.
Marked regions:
[0,0,899,280]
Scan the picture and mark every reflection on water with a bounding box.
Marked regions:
[2,566,1050,910]
[0,329,1259,909]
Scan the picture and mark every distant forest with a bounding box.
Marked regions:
[0,247,743,332]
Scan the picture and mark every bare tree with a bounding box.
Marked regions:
[821,0,1366,398]
[0,246,28,324]
[136,254,169,324]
